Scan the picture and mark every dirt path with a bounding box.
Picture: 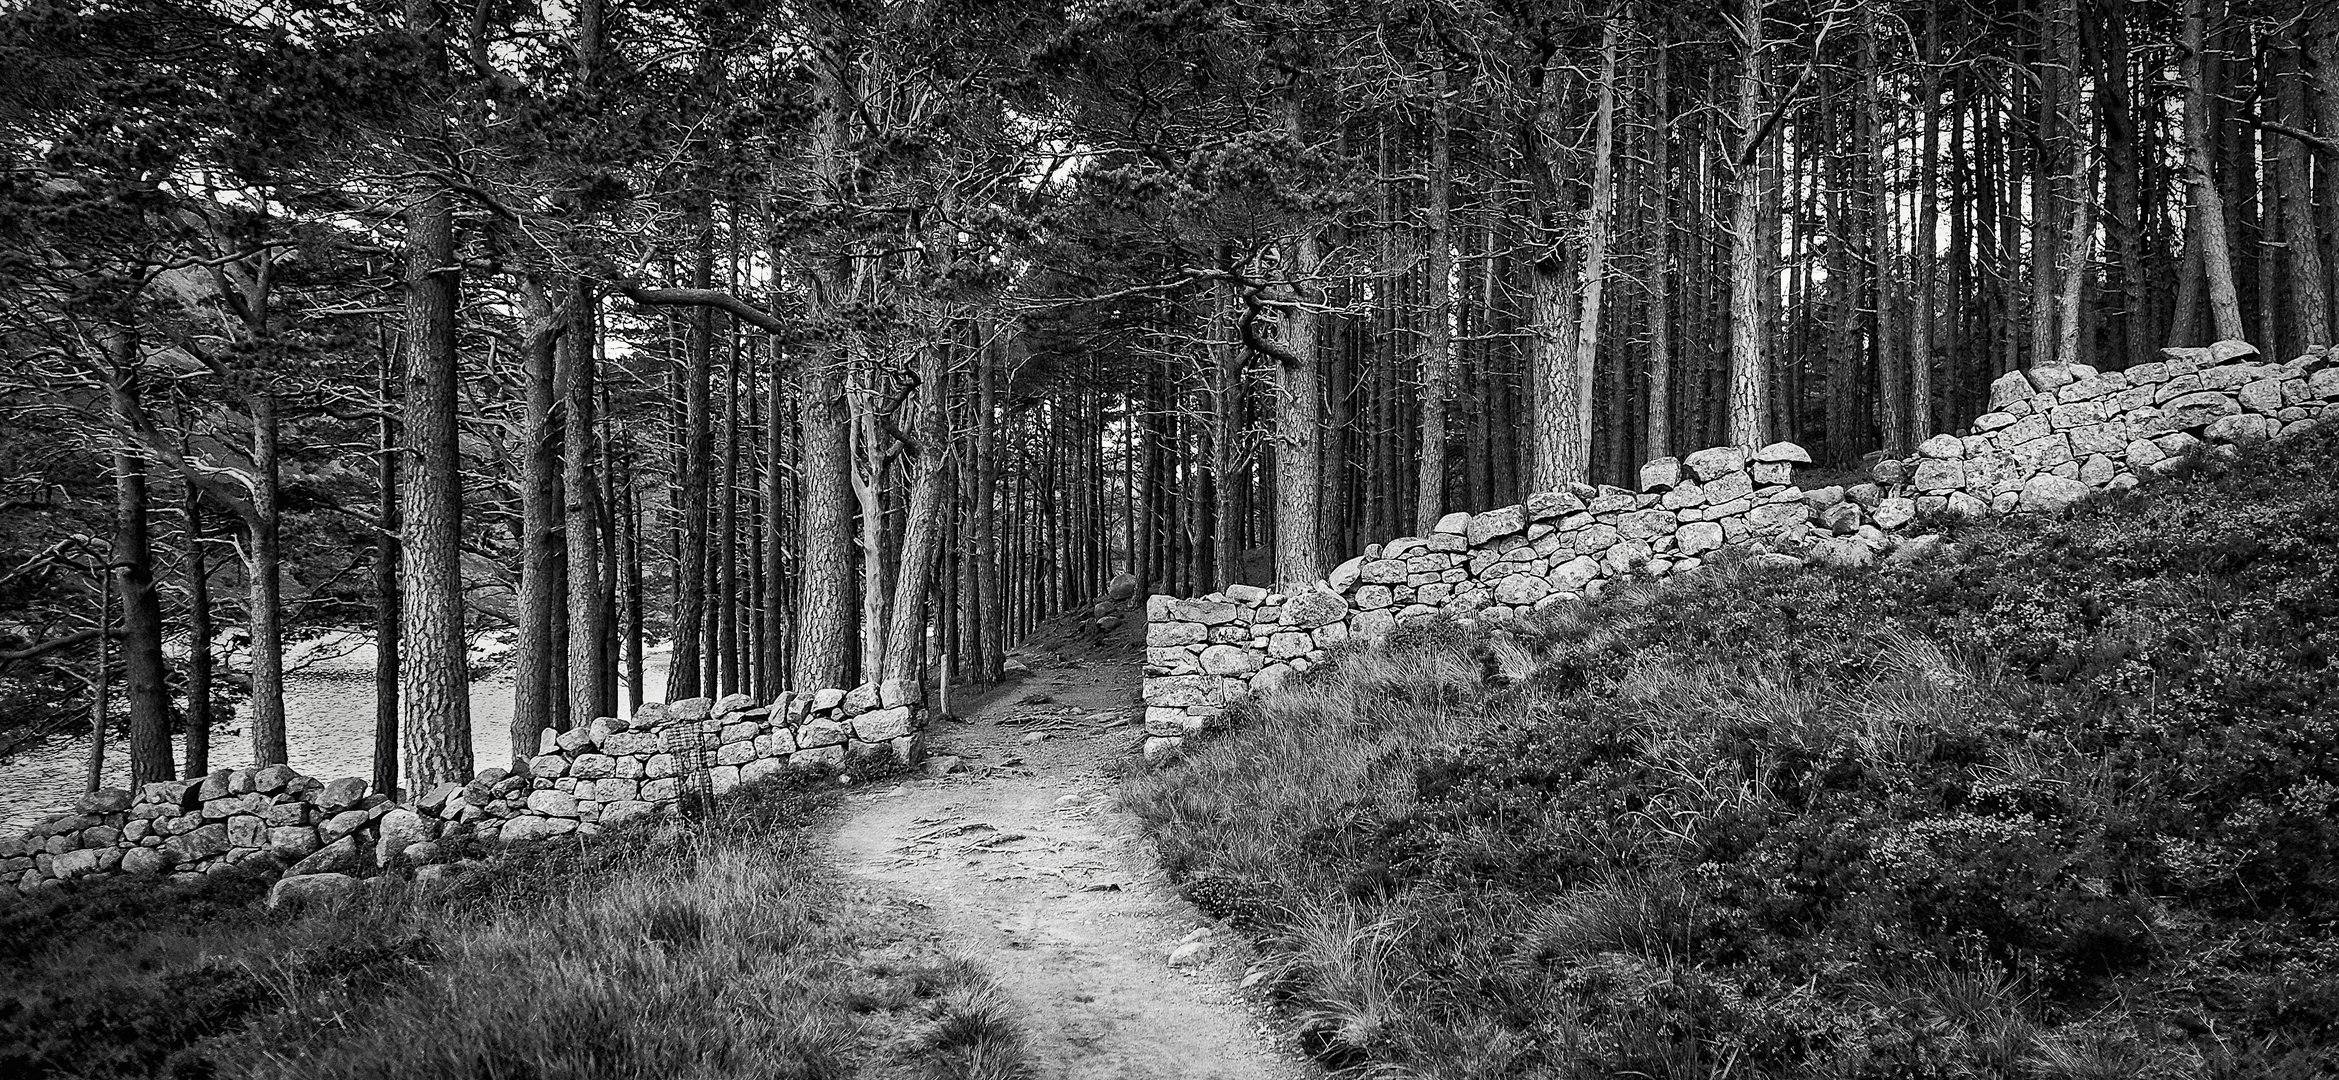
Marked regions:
[828,650,1310,1080]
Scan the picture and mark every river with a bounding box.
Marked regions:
[0,634,674,833]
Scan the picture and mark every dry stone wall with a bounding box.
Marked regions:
[2,683,926,900]
[1141,340,2339,758]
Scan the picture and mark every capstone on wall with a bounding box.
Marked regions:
[1140,340,2339,757]
[2,682,926,900]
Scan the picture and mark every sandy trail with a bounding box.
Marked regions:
[827,652,1309,1080]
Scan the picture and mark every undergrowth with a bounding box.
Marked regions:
[1125,425,2339,1079]
[0,766,1033,1080]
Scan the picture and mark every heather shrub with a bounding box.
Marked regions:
[1129,425,2339,1078]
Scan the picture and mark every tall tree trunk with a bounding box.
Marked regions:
[1272,95,1324,587]
[1645,28,1673,460]
[623,468,645,712]
[397,19,474,788]
[1909,10,1942,438]
[1274,240,1324,585]
[1524,48,1586,492]
[2274,42,2333,354]
[514,284,562,756]
[2183,0,2246,341]
[85,567,109,792]
[877,342,953,705]
[1416,62,1454,529]
[1727,0,1769,445]
[242,387,287,766]
[104,356,172,786]
[668,216,716,699]
[373,336,401,795]
[973,339,1003,682]
[563,283,609,725]
[762,347,789,701]
[184,483,213,779]
[1571,20,1619,473]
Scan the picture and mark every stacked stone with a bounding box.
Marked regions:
[1873,340,2337,516]
[5,683,925,898]
[1140,341,2339,760]
[1,766,391,893]
[1142,441,1821,758]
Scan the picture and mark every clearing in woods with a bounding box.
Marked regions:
[826,638,1310,1080]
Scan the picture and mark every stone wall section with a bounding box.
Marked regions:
[1141,341,2339,758]
[3,683,926,899]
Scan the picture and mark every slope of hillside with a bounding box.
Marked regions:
[1122,426,2339,1079]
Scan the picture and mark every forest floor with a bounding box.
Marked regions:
[828,638,1312,1080]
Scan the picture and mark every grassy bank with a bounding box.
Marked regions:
[1126,427,2339,1079]
[1,771,1031,1079]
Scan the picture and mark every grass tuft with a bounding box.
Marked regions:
[2,768,1034,1079]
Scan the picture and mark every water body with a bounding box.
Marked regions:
[0,635,673,833]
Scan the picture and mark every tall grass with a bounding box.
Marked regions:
[1125,427,2339,1079]
[1,773,1033,1080]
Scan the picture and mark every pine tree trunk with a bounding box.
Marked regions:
[373,337,401,794]
[242,387,287,766]
[1416,63,1454,530]
[564,283,609,725]
[184,484,213,779]
[398,169,472,789]
[514,284,562,755]
[1273,99,1325,587]
[1909,12,1942,438]
[1645,30,1673,460]
[2274,42,2333,353]
[1727,0,1769,446]
[104,354,173,786]
[86,568,109,792]
[2183,0,2246,341]
[878,343,952,704]
[974,340,1003,681]
[669,217,716,699]
[1572,21,1619,474]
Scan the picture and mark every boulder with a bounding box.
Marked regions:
[1325,556,1366,592]
[417,782,463,815]
[1683,446,1748,481]
[316,777,369,813]
[500,816,579,844]
[375,808,434,867]
[1280,587,1348,629]
[164,823,231,863]
[2206,339,2260,363]
[1675,521,1724,556]
[252,765,300,795]
[2017,474,2092,512]
[853,706,916,742]
[1988,368,2035,409]
[284,836,365,878]
[1431,512,1471,535]
[525,790,581,818]
[1915,434,1965,460]
[1465,505,1526,546]
[268,873,361,909]
[74,788,132,815]
[1752,441,1813,464]
[119,847,173,876]
[269,826,321,861]
[1198,645,1259,676]
[1639,457,1683,492]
